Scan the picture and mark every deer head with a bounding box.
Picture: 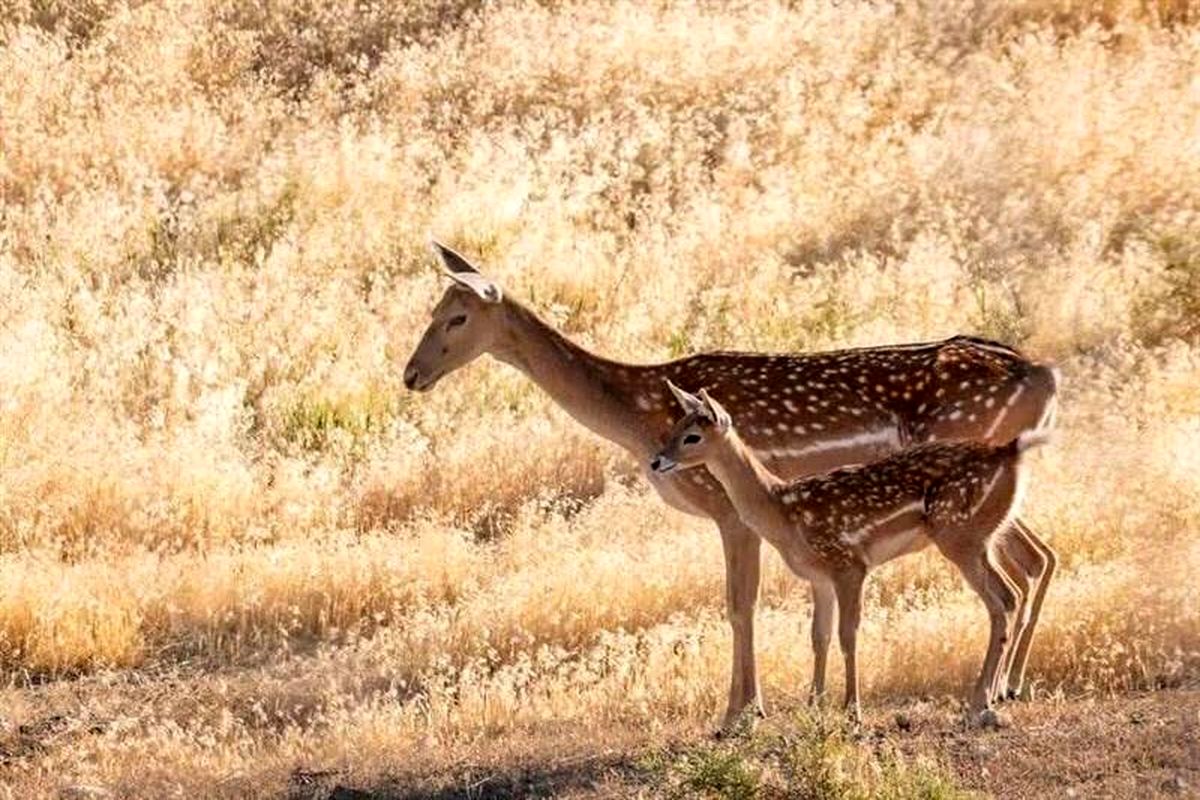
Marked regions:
[650,381,733,473]
[403,241,506,392]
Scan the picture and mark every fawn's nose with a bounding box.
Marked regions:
[652,454,679,473]
[403,365,420,390]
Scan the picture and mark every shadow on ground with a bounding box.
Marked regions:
[289,754,642,800]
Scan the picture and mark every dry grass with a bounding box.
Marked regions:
[1,0,1199,797]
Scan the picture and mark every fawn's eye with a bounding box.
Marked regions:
[446,314,468,330]
[683,433,702,445]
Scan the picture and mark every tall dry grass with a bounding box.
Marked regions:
[1,0,1199,796]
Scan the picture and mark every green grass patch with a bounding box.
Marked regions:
[968,281,1028,347]
[277,388,397,454]
[1133,231,1200,343]
[213,182,298,268]
[645,709,970,800]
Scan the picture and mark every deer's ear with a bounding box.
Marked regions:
[432,240,503,303]
[666,379,705,415]
[431,240,478,274]
[698,388,732,431]
[446,270,503,303]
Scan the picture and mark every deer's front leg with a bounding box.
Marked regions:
[718,519,764,733]
[809,580,835,703]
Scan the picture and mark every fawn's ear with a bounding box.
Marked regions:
[431,240,503,303]
[665,379,705,415]
[698,388,732,432]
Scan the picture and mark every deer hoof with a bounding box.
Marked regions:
[714,706,763,739]
[1008,683,1034,702]
[974,708,1010,730]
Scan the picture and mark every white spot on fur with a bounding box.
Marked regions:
[969,470,1004,515]
[984,383,1024,438]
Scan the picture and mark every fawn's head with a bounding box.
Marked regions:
[404,242,506,392]
[650,381,734,473]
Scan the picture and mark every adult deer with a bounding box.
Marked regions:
[404,242,1058,731]
[651,383,1050,725]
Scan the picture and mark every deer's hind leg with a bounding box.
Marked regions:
[1000,519,1057,699]
[937,536,1020,720]
[917,363,1058,703]
[992,534,1031,703]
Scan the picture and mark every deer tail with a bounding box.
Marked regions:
[1010,430,1053,454]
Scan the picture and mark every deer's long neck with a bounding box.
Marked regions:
[490,300,649,454]
[705,432,793,545]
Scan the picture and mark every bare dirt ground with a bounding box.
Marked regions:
[895,688,1200,799]
[268,687,1199,799]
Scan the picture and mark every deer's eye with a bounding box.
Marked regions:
[683,433,702,445]
[446,314,468,330]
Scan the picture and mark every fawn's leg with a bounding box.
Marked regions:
[810,580,836,703]
[942,542,1019,718]
[834,566,867,723]
[993,537,1030,703]
[718,519,764,732]
[1001,519,1057,698]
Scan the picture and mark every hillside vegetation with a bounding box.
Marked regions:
[1,1,1198,796]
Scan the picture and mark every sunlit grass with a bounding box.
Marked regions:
[1,0,1198,796]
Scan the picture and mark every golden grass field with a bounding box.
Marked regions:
[1,0,1199,797]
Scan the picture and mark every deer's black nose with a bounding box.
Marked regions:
[650,456,664,472]
[403,366,420,390]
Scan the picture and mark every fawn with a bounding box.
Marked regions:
[650,381,1050,725]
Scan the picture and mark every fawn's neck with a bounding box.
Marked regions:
[489,300,653,455]
[704,431,792,545]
